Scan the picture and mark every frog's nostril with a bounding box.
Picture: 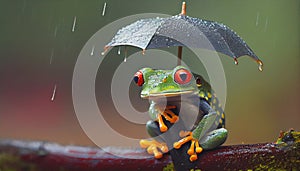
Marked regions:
[162,77,167,83]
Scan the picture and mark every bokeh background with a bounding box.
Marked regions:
[0,0,299,146]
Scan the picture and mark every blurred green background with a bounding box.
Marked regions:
[0,0,299,146]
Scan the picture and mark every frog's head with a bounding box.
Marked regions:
[133,66,202,99]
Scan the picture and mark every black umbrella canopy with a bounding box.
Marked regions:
[104,2,263,71]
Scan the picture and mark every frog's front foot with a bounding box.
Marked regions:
[156,105,178,132]
[173,131,203,162]
[140,139,169,159]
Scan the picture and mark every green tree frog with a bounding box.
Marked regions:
[133,66,227,162]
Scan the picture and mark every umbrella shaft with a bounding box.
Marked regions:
[177,46,182,65]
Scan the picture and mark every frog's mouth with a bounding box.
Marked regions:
[141,90,196,99]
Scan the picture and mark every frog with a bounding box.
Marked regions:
[133,66,227,162]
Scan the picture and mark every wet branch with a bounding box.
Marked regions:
[0,131,299,171]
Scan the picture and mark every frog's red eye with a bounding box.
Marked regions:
[134,71,144,86]
[174,68,192,85]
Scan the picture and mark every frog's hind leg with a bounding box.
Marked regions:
[199,128,227,150]
[140,120,169,159]
[179,113,227,161]
[173,99,227,162]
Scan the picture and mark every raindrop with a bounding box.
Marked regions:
[233,58,238,65]
[255,12,259,26]
[49,49,54,64]
[257,60,263,72]
[90,46,95,56]
[124,47,127,62]
[54,26,58,37]
[50,84,57,102]
[22,0,26,13]
[258,65,263,72]
[102,2,107,16]
[264,17,269,32]
[72,16,77,32]
[118,46,121,55]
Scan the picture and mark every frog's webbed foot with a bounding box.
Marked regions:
[173,131,203,162]
[140,139,168,159]
[156,105,178,132]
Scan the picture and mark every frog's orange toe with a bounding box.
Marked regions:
[173,142,181,149]
[163,109,178,123]
[160,145,169,153]
[195,141,203,153]
[153,151,163,159]
[196,147,203,153]
[190,154,198,162]
[160,125,168,132]
[173,131,203,162]
[140,139,168,159]
[139,139,151,148]
[157,114,168,132]
[173,132,193,149]
[187,140,195,155]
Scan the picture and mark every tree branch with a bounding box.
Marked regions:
[0,130,299,171]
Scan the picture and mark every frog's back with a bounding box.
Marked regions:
[193,73,225,128]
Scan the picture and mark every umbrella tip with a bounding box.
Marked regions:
[181,2,186,15]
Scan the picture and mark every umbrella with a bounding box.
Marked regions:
[103,2,263,71]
